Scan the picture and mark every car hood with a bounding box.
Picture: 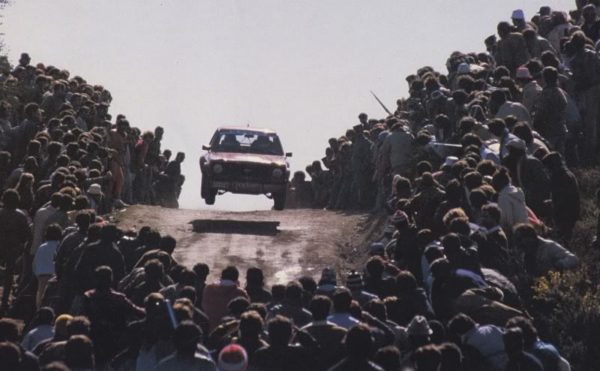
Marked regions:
[208,152,287,167]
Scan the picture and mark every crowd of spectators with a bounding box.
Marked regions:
[0,52,189,368]
[1,1,599,370]
[289,2,600,217]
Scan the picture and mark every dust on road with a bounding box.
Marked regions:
[115,206,384,284]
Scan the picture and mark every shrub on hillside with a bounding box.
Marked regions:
[531,269,600,370]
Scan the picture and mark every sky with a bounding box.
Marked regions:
[1,0,573,210]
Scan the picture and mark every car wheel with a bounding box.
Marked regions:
[201,176,217,205]
[273,192,286,211]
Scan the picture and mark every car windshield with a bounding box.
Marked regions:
[211,130,284,155]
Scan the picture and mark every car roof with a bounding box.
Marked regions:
[217,126,277,135]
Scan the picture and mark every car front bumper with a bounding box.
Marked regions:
[210,180,287,195]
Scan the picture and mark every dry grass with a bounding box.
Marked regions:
[528,168,600,370]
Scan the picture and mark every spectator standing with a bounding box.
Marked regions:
[33,224,62,309]
[0,189,31,311]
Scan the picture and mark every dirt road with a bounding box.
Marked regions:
[115,206,384,284]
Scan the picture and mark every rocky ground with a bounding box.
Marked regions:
[114,206,385,284]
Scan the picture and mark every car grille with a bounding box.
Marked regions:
[218,163,274,182]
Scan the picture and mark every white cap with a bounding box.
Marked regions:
[87,183,103,195]
[443,156,459,167]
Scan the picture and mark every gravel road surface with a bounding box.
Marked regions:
[115,206,384,284]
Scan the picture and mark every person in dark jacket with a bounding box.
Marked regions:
[503,327,543,371]
[495,22,530,74]
[506,316,572,371]
[502,137,550,216]
[329,323,384,371]
[0,189,31,310]
[73,224,126,293]
[79,266,144,367]
[533,67,569,154]
[543,152,580,241]
[245,267,272,304]
[252,315,317,371]
[300,295,347,370]
[0,318,40,371]
[394,271,434,326]
[567,31,600,161]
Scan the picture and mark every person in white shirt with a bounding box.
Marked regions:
[33,224,62,308]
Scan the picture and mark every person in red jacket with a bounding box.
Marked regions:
[202,266,249,331]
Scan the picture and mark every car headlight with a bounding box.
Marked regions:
[272,168,283,179]
[213,164,223,174]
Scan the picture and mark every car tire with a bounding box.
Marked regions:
[201,176,217,205]
[273,192,286,211]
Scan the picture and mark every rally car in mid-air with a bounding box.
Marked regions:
[200,127,292,210]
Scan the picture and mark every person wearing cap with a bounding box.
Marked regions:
[154,321,217,371]
[389,210,419,267]
[314,267,339,297]
[515,66,542,114]
[511,9,528,31]
[346,271,378,306]
[87,182,109,215]
[399,315,433,368]
[218,344,248,371]
[456,62,471,76]
[502,136,550,216]
[432,156,456,187]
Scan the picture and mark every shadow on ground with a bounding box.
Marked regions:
[190,219,280,236]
